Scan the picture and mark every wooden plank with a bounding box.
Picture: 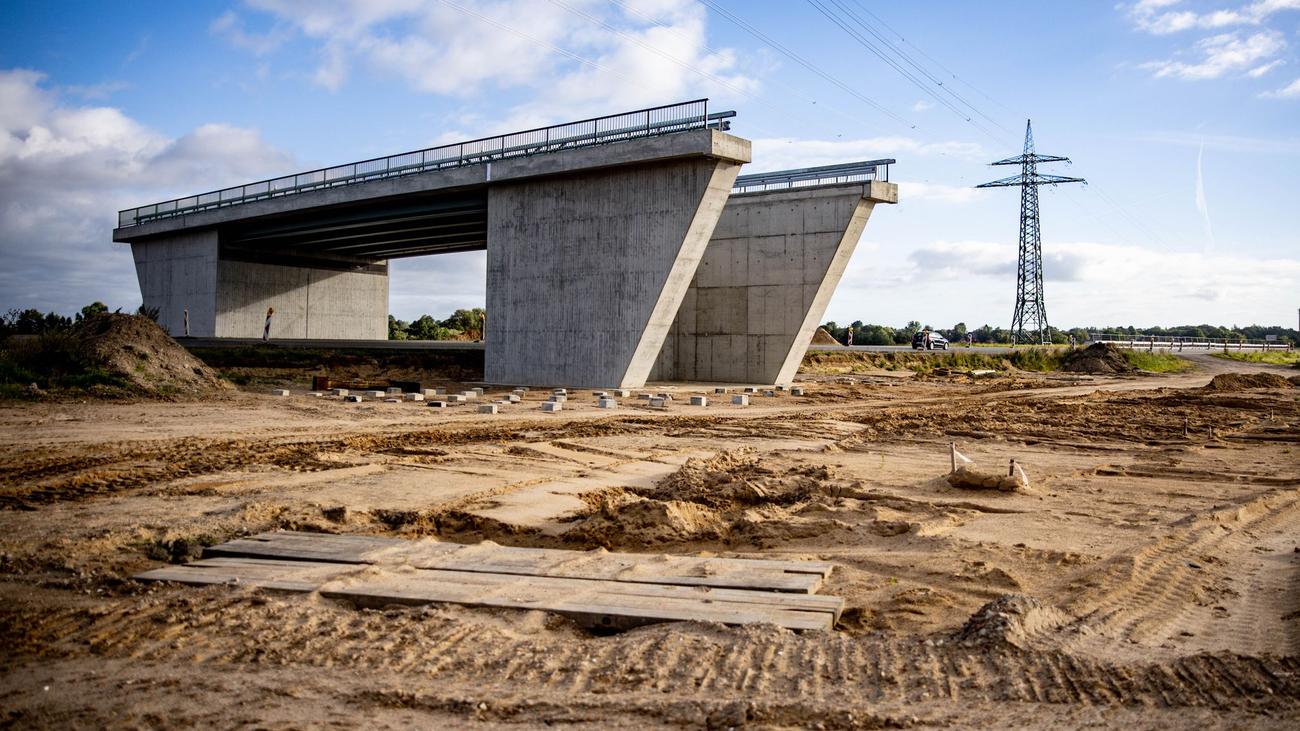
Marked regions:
[136,558,839,631]
[206,532,836,593]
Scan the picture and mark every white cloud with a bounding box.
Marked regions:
[836,237,1300,326]
[1260,76,1300,97]
[1140,30,1285,79]
[229,0,755,123]
[0,69,294,314]
[1126,0,1300,34]
[911,100,933,113]
[1246,58,1284,77]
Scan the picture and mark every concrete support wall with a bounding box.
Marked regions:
[485,158,742,388]
[653,181,897,385]
[131,231,219,337]
[214,259,388,339]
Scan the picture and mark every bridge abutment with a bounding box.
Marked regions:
[653,180,897,384]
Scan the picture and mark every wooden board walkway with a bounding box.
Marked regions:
[136,532,842,631]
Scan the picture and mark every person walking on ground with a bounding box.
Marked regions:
[922,329,932,350]
[846,329,854,347]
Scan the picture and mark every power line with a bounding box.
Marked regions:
[694,0,916,130]
[804,0,1004,143]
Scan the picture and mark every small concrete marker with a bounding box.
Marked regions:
[553,388,567,395]
[331,388,349,397]
[597,398,617,409]
[776,385,788,392]
[386,387,403,395]
[272,389,290,397]
[405,393,424,401]
[367,391,386,398]
[344,395,364,403]
[506,394,521,403]
[421,389,438,398]
[462,391,479,400]
[743,386,758,394]
[447,394,466,403]
[732,394,750,406]
[427,401,448,408]
[637,393,652,400]
[541,401,563,412]
[690,396,708,406]
[471,387,485,396]
[791,387,805,396]
[593,391,608,398]
[549,394,567,403]
[714,387,729,394]
[656,393,673,401]
[613,389,630,398]
[479,404,499,414]
[649,397,668,408]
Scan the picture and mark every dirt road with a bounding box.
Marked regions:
[1,360,1297,728]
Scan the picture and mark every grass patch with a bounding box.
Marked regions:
[801,347,1067,375]
[1122,350,1192,373]
[0,332,131,398]
[1213,351,1300,366]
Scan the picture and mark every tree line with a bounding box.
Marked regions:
[387,308,485,341]
[821,320,1299,346]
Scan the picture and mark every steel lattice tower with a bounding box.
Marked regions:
[976,121,1084,345]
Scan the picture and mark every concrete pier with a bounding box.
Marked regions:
[652,180,897,384]
[485,141,747,387]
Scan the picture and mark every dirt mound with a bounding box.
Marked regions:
[810,327,839,346]
[946,466,1026,493]
[77,314,231,398]
[562,449,848,549]
[1060,343,1134,374]
[953,594,1069,648]
[1203,372,1296,391]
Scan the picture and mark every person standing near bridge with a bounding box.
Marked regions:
[845,328,853,347]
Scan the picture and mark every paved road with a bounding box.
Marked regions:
[808,344,1019,355]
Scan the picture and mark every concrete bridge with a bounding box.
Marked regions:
[114,100,896,388]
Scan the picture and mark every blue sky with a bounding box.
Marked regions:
[2,0,1298,330]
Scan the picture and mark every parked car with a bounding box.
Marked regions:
[912,331,949,350]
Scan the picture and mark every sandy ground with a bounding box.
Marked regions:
[1,353,1298,729]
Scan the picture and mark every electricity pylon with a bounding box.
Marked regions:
[976,121,1084,345]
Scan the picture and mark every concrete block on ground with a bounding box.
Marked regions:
[649,397,668,408]
[331,388,349,397]
[593,391,608,398]
[344,395,363,403]
[463,391,478,400]
[471,387,485,396]
[743,386,758,394]
[427,401,448,408]
[307,391,325,397]
[776,385,787,391]
[690,396,708,406]
[478,404,499,414]
[656,393,673,400]
[506,394,521,403]
[549,394,567,403]
[714,387,729,394]
[366,390,385,398]
[553,388,567,395]
[405,393,424,401]
[447,394,467,403]
[791,387,805,396]
[637,393,652,400]
[613,389,630,397]
[541,401,562,412]
[732,394,749,406]
[272,389,290,397]
[597,398,617,409]
[386,387,403,395]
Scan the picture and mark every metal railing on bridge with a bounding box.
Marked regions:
[118,99,735,228]
[731,159,893,193]
[1088,332,1294,351]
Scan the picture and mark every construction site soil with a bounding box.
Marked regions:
[1,352,1298,729]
